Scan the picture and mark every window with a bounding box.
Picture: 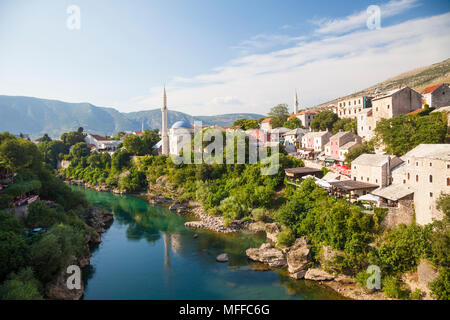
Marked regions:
[416,162,418,166]
[375,179,378,183]
[361,176,363,181]
[447,177,450,186]
[367,177,369,182]
[403,180,406,184]
[354,177,356,181]
[416,175,418,182]
[429,175,433,183]
[387,105,390,109]
[430,192,433,198]
[447,164,449,169]
[430,162,432,167]
[376,107,378,111]
[407,173,410,180]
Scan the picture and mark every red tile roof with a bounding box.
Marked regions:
[421,84,441,95]
[408,108,423,115]
[90,134,107,141]
[261,118,272,123]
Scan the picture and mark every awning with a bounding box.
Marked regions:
[372,184,414,201]
[357,194,381,202]
[325,158,336,162]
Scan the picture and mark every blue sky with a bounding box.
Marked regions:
[0,0,449,115]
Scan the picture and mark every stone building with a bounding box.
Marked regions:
[388,144,450,225]
[357,87,422,141]
[336,96,372,119]
[421,83,450,107]
[260,118,272,132]
[287,110,317,129]
[351,153,404,188]
[283,128,308,153]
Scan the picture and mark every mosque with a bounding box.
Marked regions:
[154,88,194,156]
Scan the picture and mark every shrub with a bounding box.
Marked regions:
[277,229,295,247]
[0,267,43,300]
[0,231,28,282]
[223,217,232,228]
[382,276,410,299]
[251,208,266,222]
[429,268,450,300]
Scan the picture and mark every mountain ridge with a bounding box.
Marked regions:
[0,95,264,138]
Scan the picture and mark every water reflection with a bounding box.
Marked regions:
[76,187,345,300]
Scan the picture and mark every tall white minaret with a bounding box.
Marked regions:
[294,90,299,114]
[161,86,169,156]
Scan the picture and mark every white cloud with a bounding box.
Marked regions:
[232,34,306,54]
[314,0,420,34]
[131,12,450,117]
[210,96,243,105]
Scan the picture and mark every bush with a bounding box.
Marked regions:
[277,229,295,247]
[0,267,43,300]
[26,201,63,228]
[429,268,450,300]
[251,208,266,222]
[382,276,410,299]
[0,231,28,282]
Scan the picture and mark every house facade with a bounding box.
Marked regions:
[260,118,272,132]
[301,131,331,152]
[389,144,450,225]
[326,131,362,161]
[421,83,450,107]
[337,96,372,119]
[85,134,121,152]
[288,110,317,129]
[357,87,422,141]
[351,153,403,188]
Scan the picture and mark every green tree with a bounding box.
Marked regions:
[310,110,339,131]
[0,267,43,300]
[71,142,91,159]
[0,231,28,281]
[38,140,69,169]
[283,117,304,129]
[375,113,447,156]
[123,134,145,155]
[60,130,85,147]
[0,138,42,172]
[332,118,357,134]
[268,104,290,128]
[36,134,52,143]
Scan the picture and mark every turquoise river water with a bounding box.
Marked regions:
[75,187,344,300]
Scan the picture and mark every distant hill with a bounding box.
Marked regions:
[0,95,264,138]
[312,58,450,111]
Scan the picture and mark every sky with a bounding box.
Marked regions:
[0,0,449,116]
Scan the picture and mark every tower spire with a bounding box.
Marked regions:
[294,90,299,114]
[161,86,169,156]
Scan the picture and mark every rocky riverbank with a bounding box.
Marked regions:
[45,207,114,300]
[244,222,392,300]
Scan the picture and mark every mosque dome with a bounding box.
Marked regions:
[171,120,192,129]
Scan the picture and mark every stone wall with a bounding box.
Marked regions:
[381,199,414,229]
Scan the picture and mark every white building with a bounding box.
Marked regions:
[84,134,120,152]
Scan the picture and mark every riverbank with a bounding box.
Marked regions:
[64,177,390,300]
[45,206,114,300]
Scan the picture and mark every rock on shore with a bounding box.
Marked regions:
[245,243,287,268]
[286,237,311,279]
[184,205,249,233]
[304,268,335,281]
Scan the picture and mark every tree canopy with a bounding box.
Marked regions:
[310,110,338,131]
[268,104,290,128]
[375,113,447,156]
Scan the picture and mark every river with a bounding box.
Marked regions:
[75,186,344,300]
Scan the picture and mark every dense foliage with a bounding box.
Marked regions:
[0,133,92,300]
[310,110,339,132]
[268,104,290,128]
[375,112,447,156]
